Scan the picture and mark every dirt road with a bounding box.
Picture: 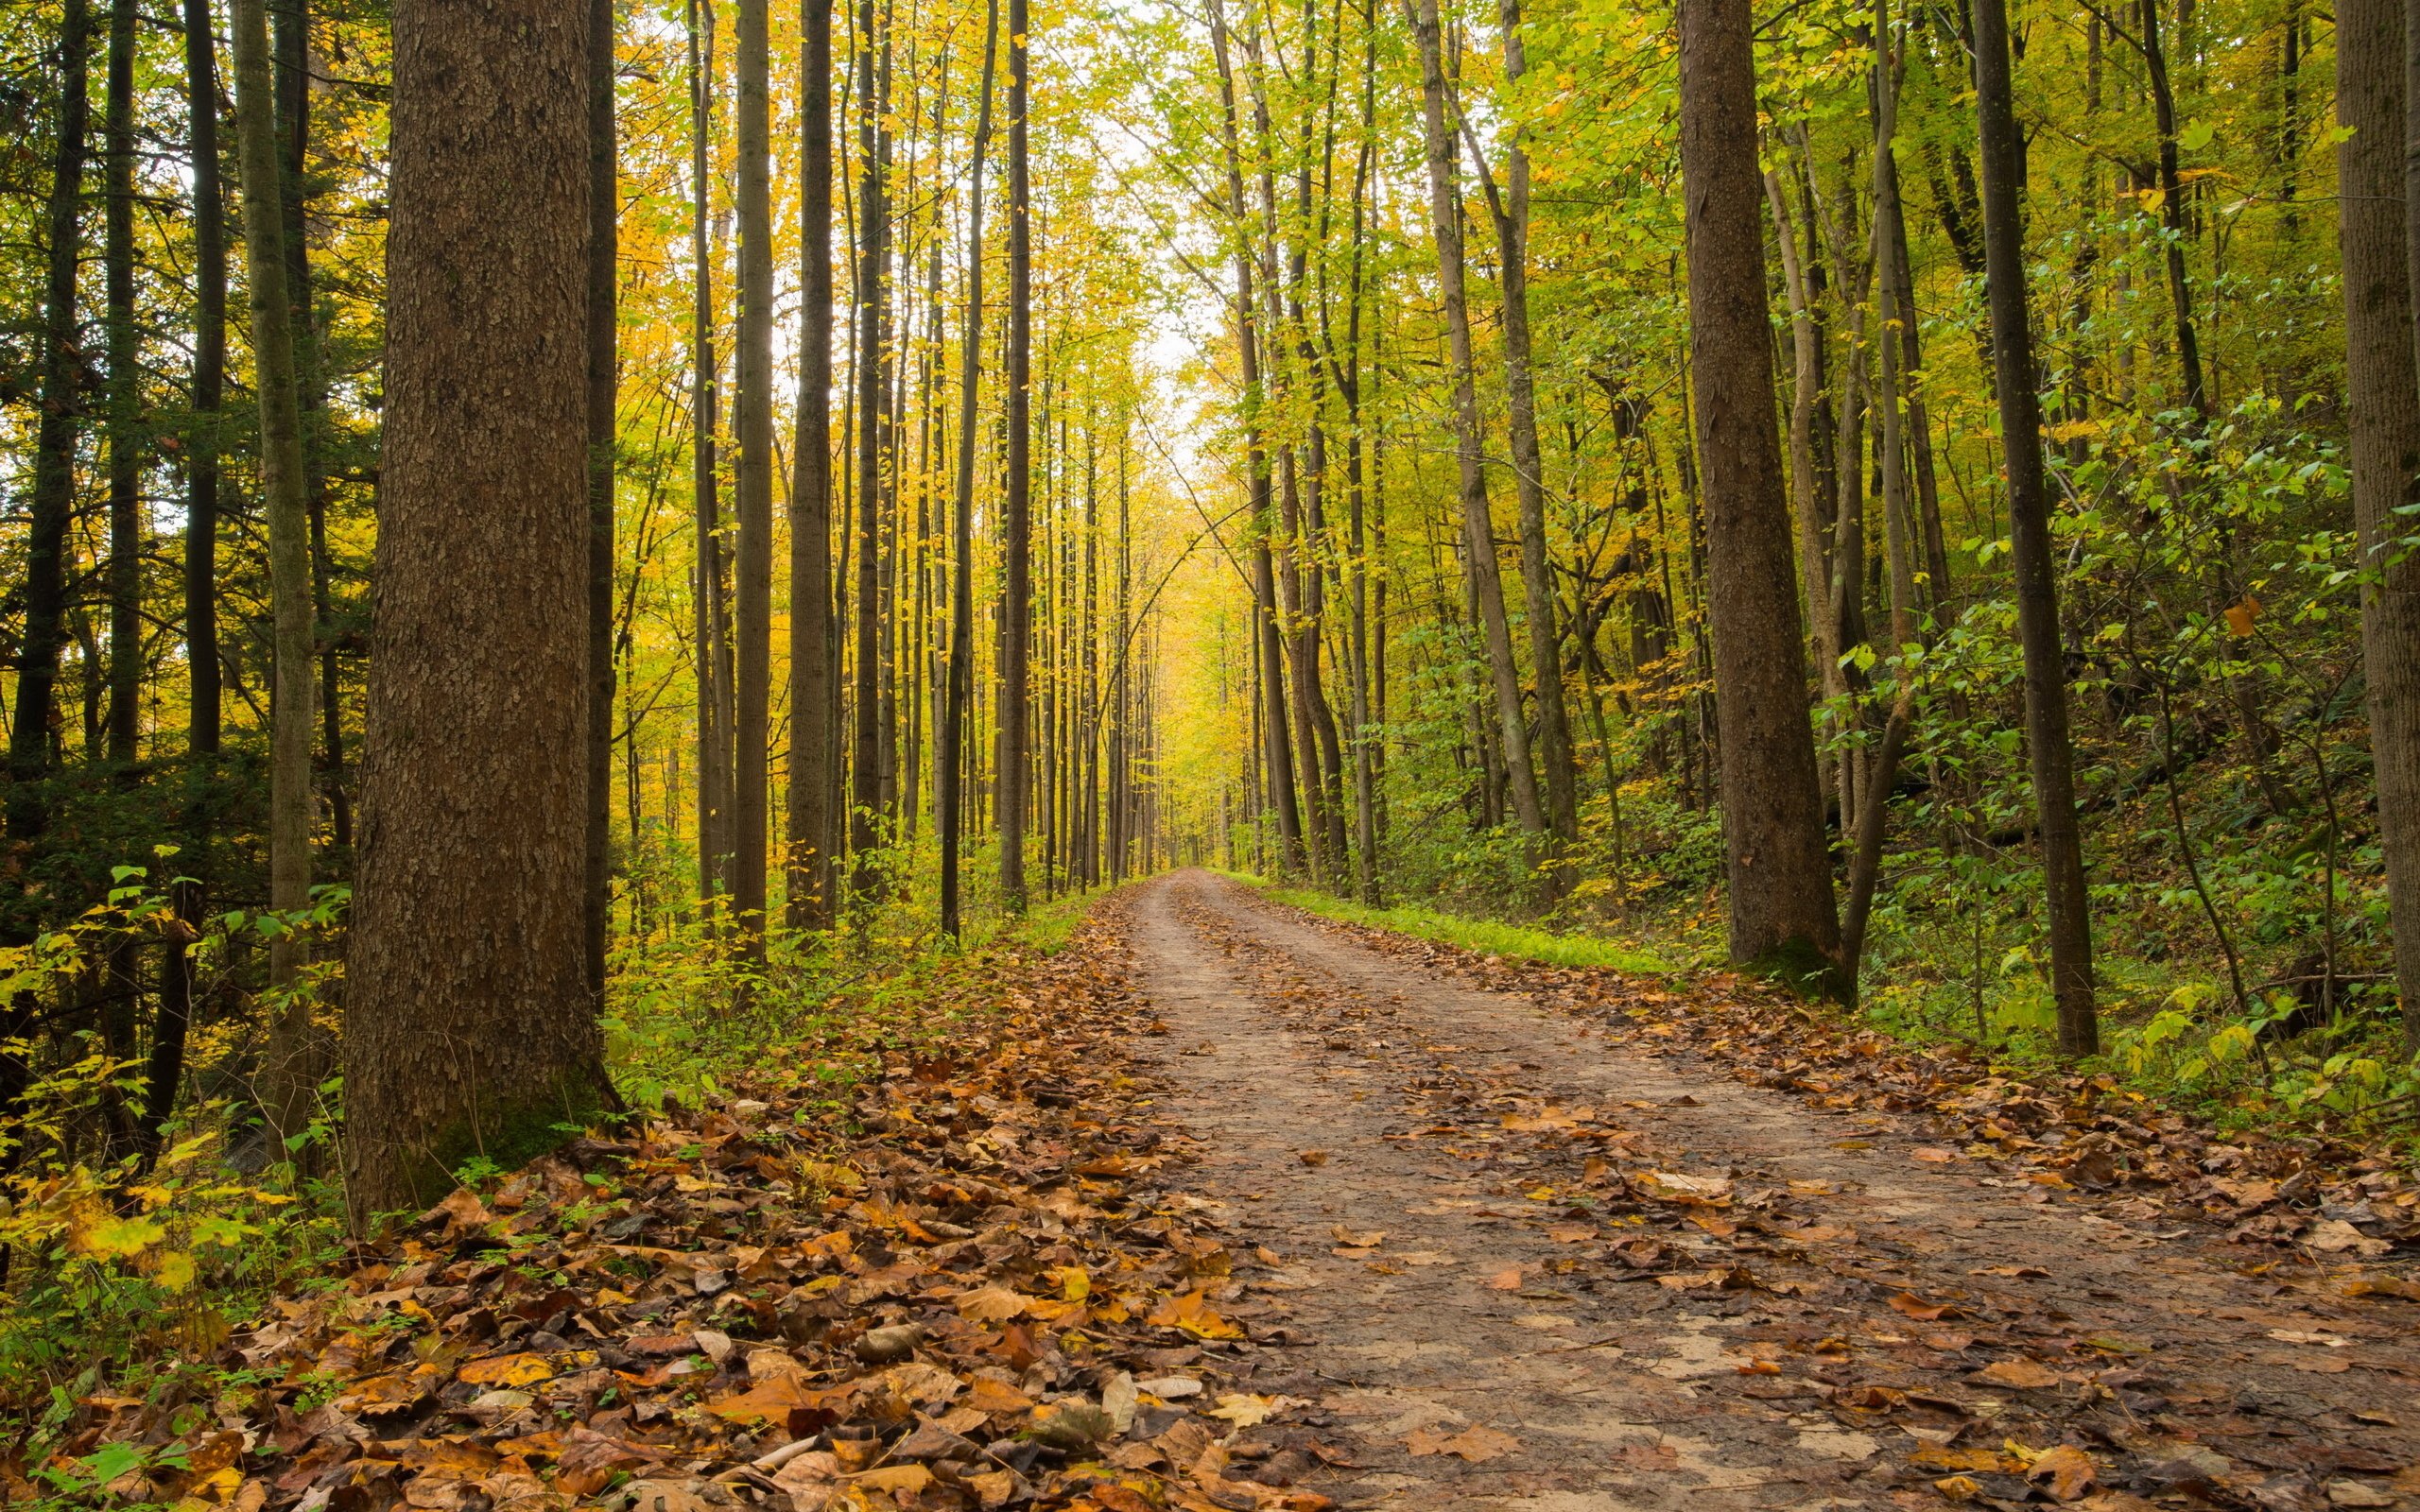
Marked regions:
[1119,870,2420,1512]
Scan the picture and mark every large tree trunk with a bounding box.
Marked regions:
[1675,0,1842,986]
[850,1,892,906]
[733,0,772,947]
[938,0,997,938]
[585,0,617,995]
[103,0,138,765]
[8,0,91,846]
[998,0,1033,912]
[184,0,226,760]
[2342,0,2420,1053]
[1974,0,2098,1054]
[1408,0,1547,841]
[349,0,610,1225]
[689,0,731,908]
[231,0,319,1157]
[787,0,838,932]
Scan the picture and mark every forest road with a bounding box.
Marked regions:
[1117,868,2420,1512]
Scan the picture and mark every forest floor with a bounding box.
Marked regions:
[1123,870,2420,1510]
[53,871,2420,1512]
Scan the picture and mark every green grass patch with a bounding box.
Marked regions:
[1234,876,1674,973]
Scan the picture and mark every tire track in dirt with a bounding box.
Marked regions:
[1121,869,2420,1512]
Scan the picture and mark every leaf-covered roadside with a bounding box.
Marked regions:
[1266,895,2420,1255]
[9,910,1331,1512]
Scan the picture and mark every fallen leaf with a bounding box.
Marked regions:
[2029,1445,2098,1502]
[1147,1289,1244,1340]
[457,1354,553,1388]
[957,1284,1029,1321]
[1406,1425,1520,1462]
[1206,1393,1295,1428]
[1974,1358,2061,1390]
[1890,1292,1962,1321]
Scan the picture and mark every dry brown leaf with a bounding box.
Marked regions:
[2029,1445,2098,1502]
[1974,1358,2061,1390]
[1405,1424,1520,1463]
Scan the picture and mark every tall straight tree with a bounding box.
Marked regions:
[103,0,138,765]
[1207,0,1305,876]
[1472,0,1579,851]
[1406,0,1547,841]
[1673,0,1842,984]
[2339,0,2420,1051]
[184,0,227,758]
[690,0,734,906]
[999,0,1033,913]
[938,0,999,941]
[585,0,617,995]
[1973,0,2097,1052]
[349,0,611,1223]
[733,0,773,947]
[787,0,838,933]
[851,0,893,903]
[9,0,91,841]
[153,0,231,1156]
[230,0,318,1153]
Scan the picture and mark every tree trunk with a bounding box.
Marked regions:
[1841,0,1922,982]
[1481,0,1578,851]
[7,0,88,846]
[788,0,838,932]
[1675,0,1843,986]
[349,0,611,1224]
[232,0,320,1157]
[2342,0,2420,1052]
[586,0,617,994]
[185,0,226,760]
[1764,167,1842,710]
[998,0,1032,912]
[104,0,138,765]
[1975,0,2099,1053]
[1208,0,1305,875]
[1407,0,1547,841]
[733,0,772,947]
[939,0,997,939]
[851,1,892,907]
[689,0,731,907]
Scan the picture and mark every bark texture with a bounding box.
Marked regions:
[734,0,773,944]
[348,0,607,1226]
[1975,0,2098,1053]
[2347,0,2420,1052]
[184,0,227,758]
[1408,0,1546,841]
[586,0,617,997]
[8,0,90,841]
[999,0,1033,911]
[231,0,318,1149]
[787,0,838,932]
[1675,0,1842,984]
